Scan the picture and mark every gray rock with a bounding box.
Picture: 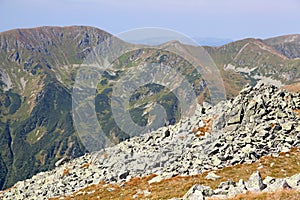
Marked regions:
[227,106,244,125]
[264,179,292,192]
[240,84,252,95]
[119,171,130,180]
[183,184,215,199]
[182,184,205,200]
[226,179,248,197]
[227,184,246,198]
[263,176,276,185]
[237,179,247,190]
[217,180,236,190]
[148,175,164,184]
[205,171,221,180]
[212,113,226,130]
[286,174,300,188]
[282,122,294,132]
[245,171,266,192]
[211,156,222,167]
[55,157,70,167]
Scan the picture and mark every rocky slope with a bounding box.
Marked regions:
[0,83,299,199]
[264,34,300,59]
[0,26,112,189]
[0,26,209,189]
[205,36,300,98]
[0,26,299,191]
[182,171,300,200]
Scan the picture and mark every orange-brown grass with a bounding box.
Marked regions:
[62,168,70,176]
[80,163,90,169]
[193,118,213,137]
[294,109,300,116]
[282,82,300,93]
[220,189,300,200]
[50,148,300,200]
[270,123,275,128]
[0,186,16,197]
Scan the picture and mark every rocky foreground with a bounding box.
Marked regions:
[1,82,300,199]
[181,171,300,200]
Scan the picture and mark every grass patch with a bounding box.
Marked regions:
[294,110,300,116]
[220,189,300,200]
[50,148,300,200]
[26,126,47,144]
[282,82,300,93]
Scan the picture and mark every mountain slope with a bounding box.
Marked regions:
[264,34,300,59]
[0,26,112,189]
[0,83,299,199]
[0,26,299,190]
[0,26,210,189]
[205,37,300,97]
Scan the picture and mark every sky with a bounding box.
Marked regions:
[1,0,300,41]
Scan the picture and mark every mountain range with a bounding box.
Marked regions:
[0,80,299,200]
[0,26,299,190]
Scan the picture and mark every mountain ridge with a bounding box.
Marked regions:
[0,82,299,199]
[264,34,300,59]
[0,26,299,190]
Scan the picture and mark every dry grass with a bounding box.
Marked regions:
[282,82,300,93]
[80,163,90,169]
[193,118,213,137]
[0,186,16,197]
[294,109,300,116]
[50,148,300,200]
[62,168,70,176]
[270,123,275,128]
[224,189,300,200]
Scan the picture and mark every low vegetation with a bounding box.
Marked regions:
[282,82,300,93]
[219,189,300,200]
[51,148,300,200]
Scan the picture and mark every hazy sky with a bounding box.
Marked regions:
[1,0,300,40]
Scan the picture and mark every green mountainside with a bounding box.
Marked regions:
[264,34,300,59]
[0,26,299,189]
[205,37,300,97]
[0,26,111,189]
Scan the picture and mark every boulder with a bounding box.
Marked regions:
[245,171,266,192]
[182,184,204,200]
[264,179,292,192]
[183,184,214,200]
[286,173,300,188]
[205,171,221,181]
